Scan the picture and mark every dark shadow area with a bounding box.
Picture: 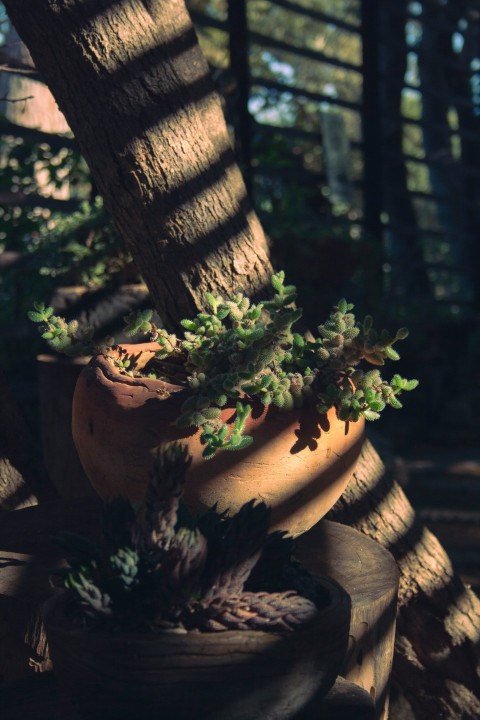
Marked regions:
[291,411,330,454]
[106,24,205,89]
[151,146,237,215]
[53,284,151,344]
[88,31,222,145]
[155,191,256,273]
[3,1,480,715]
[43,0,135,28]
[327,455,397,525]
[394,580,480,699]
[0,501,351,718]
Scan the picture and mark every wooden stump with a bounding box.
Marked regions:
[296,521,399,720]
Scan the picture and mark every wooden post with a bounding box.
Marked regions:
[296,521,399,720]
[361,0,384,305]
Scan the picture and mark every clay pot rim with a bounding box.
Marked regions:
[43,576,343,646]
[91,343,298,414]
[89,343,364,431]
[92,342,185,396]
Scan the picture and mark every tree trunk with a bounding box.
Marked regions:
[327,439,480,719]
[4,1,480,716]
[2,0,271,329]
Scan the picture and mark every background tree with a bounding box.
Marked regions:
[3,1,480,717]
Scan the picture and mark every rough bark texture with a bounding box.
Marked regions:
[3,0,272,329]
[327,439,480,719]
[3,1,480,717]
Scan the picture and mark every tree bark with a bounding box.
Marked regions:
[2,0,271,329]
[327,439,480,719]
[4,1,480,717]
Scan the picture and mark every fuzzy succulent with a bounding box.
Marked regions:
[30,271,418,457]
[27,303,95,357]
[53,443,320,634]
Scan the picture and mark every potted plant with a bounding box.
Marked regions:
[43,443,351,720]
[30,271,417,535]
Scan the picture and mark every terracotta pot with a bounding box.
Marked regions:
[72,344,364,536]
[37,353,94,499]
[43,577,350,720]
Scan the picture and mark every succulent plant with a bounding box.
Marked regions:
[53,443,320,634]
[30,271,418,458]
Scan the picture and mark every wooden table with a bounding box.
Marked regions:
[0,498,398,719]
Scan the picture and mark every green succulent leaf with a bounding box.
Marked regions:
[216,306,230,320]
[271,271,286,292]
[384,346,400,361]
[28,310,46,323]
[201,407,222,420]
[388,396,403,409]
[177,413,195,428]
[181,319,197,331]
[363,409,381,421]
[230,435,253,451]
[30,272,417,459]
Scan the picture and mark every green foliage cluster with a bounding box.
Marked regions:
[54,443,318,633]
[27,198,131,288]
[124,272,417,454]
[30,271,418,458]
[0,135,90,251]
[27,303,94,356]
